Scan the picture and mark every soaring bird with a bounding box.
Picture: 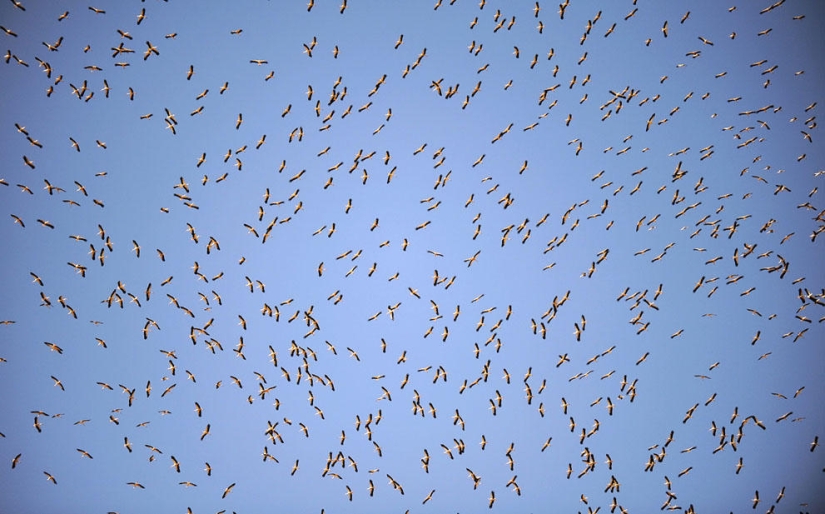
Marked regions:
[50,376,64,391]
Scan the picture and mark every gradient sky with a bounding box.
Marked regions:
[1,1,824,513]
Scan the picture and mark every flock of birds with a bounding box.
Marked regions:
[1,0,823,513]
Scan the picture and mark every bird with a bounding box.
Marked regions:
[50,376,64,391]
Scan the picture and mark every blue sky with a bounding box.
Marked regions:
[1,1,824,513]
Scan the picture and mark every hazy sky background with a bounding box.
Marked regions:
[1,1,823,513]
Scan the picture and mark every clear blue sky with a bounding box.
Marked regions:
[1,1,823,513]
